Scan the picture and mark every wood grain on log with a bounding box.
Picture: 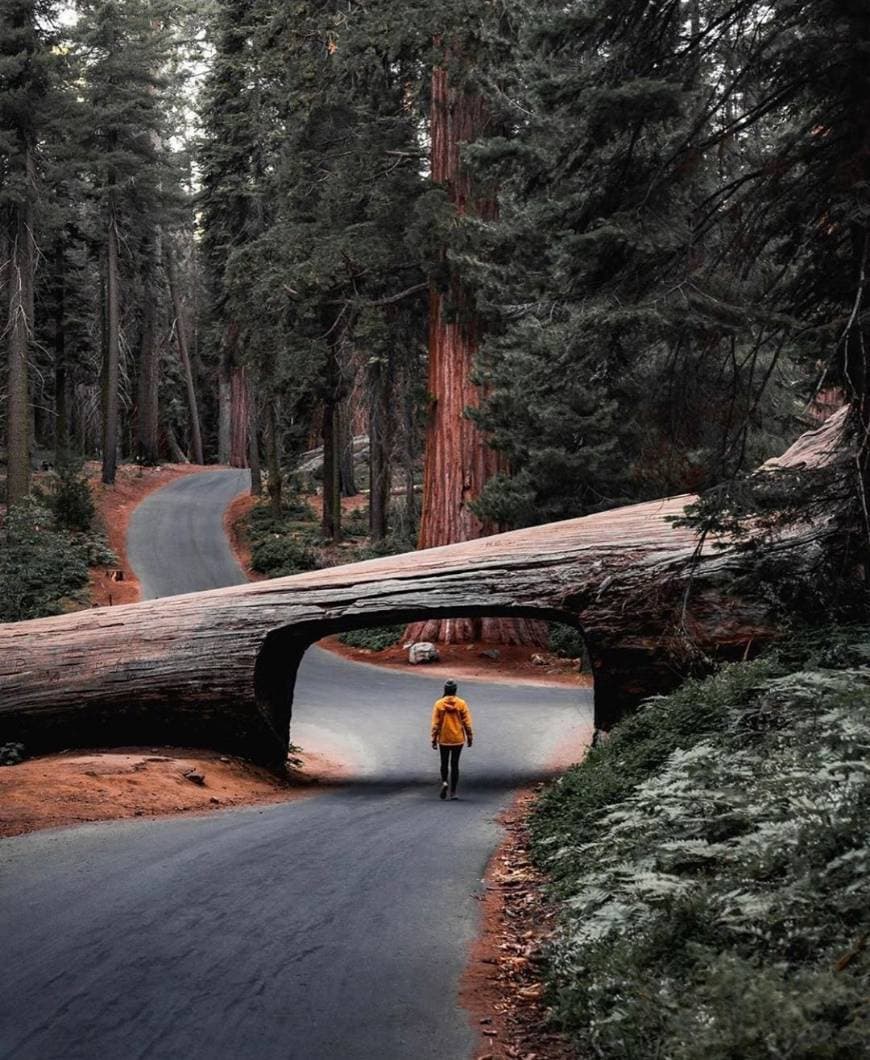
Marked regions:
[0,417,848,768]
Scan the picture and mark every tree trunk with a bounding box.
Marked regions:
[136,232,160,465]
[321,392,341,541]
[338,400,358,497]
[407,58,545,647]
[229,364,249,468]
[249,395,262,496]
[368,358,392,543]
[165,423,189,464]
[266,396,282,516]
[165,236,204,465]
[218,373,231,464]
[402,369,417,538]
[101,204,121,486]
[6,169,34,505]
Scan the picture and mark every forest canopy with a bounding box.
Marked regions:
[1,0,868,606]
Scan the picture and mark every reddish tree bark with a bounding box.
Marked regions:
[407,61,545,647]
[229,364,249,469]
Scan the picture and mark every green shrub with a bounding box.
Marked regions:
[0,498,90,621]
[248,497,318,534]
[338,625,404,652]
[45,461,95,532]
[82,532,117,567]
[548,622,586,659]
[250,535,318,576]
[344,505,369,538]
[531,636,870,1058]
[0,742,26,765]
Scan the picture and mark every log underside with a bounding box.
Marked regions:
[0,413,847,769]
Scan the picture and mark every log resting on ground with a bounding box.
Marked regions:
[0,410,849,768]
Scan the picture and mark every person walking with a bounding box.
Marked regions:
[431,679,473,800]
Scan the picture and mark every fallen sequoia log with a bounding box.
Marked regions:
[0,411,848,768]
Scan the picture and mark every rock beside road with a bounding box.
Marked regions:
[408,642,440,664]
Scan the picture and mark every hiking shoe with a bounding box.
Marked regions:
[449,793,458,800]
[439,782,448,800]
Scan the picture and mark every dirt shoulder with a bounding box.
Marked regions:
[461,728,589,1060]
[0,747,348,840]
[224,490,267,581]
[462,792,575,1060]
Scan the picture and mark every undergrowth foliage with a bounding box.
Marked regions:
[0,499,91,621]
[532,632,870,1058]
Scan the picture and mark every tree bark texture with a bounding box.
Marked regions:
[165,423,189,464]
[6,175,34,506]
[229,364,249,468]
[338,405,358,497]
[321,391,340,540]
[136,232,160,465]
[249,395,262,496]
[101,206,121,486]
[321,339,342,540]
[266,396,282,516]
[218,374,231,464]
[165,237,204,465]
[0,410,846,771]
[410,61,545,647]
[0,494,782,770]
[368,358,392,543]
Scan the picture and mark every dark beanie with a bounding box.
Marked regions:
[444,679,458,695]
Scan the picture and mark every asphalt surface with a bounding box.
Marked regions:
[0,471,591,1060]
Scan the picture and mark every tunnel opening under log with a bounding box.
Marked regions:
[253,606,593,769]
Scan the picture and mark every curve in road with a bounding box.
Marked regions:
[0,470,590,1060]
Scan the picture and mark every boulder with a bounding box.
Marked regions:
[408,642,440,665]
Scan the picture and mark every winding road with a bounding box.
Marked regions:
[0,471,590,1059]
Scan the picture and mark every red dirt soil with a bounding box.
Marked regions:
[0,746,348,839]
[224,490,267,581]
[461,725,591,1060]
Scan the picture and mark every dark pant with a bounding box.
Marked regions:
[439,744,462,792]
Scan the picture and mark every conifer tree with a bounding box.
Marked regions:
[74,0,175,484]
[0,0,54,505]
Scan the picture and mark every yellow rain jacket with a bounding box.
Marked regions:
[431,696,473,747]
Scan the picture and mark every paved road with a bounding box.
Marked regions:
[0,471,590,1060]
[127,468,251,598]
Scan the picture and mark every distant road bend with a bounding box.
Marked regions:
[0,469,589,1060]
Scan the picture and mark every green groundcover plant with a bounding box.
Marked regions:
[0,498,92,621]
[532,632,870,1058]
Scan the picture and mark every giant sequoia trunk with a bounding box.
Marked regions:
[6,169,34,506]
[229,364,249,469]
[408,60,546,647]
